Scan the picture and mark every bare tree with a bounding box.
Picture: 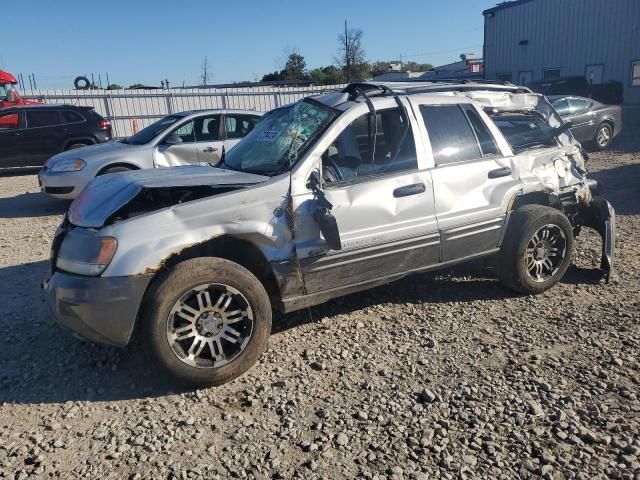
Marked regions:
[336,21,367,82]
[200,56,213,86]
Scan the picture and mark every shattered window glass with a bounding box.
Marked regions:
[488,111,558,153]
[222,100,337,175]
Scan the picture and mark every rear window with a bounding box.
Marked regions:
[487,111,558,153]
[26,110,60,128]
[61,110,85,123]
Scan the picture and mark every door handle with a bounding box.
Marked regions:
[393,183,426,198]
[202,147,218,153]
[488,167,512,179]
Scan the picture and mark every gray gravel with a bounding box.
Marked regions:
[0,112,639,479]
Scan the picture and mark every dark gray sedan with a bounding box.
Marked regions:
[549,96,622,150]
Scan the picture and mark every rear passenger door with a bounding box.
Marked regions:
[22,109,63,166]
[412,100,519,262]
[222,114,260,152]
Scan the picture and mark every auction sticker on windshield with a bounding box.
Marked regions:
[256,130,280,142]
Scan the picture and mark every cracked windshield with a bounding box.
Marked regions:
[222,99,336,175]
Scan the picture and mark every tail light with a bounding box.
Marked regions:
[99,119,111,130]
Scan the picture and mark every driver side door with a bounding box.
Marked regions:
[292,105,439,294]
[153,119,199,167]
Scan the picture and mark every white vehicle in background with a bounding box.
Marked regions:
[38,109,262,199]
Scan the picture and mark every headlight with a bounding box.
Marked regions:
[56,228,117,276]
[50,158,86,172]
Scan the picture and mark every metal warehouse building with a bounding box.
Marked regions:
[483,0,640,103]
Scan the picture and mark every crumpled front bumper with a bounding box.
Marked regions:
[42,270,153,347]
[580,196,616,282]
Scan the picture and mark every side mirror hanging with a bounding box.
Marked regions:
[307,170,342,251]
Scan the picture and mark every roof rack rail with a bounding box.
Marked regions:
[342,81,531,97]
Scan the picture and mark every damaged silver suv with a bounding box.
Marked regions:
[43,81,615,387]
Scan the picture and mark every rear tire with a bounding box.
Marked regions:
[498,205,574,295]
[592,122,613,150]
[140,257,272,387]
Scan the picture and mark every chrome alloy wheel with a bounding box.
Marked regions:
[166,284,253,368]
[597,125,611,147]
[524,224,567,283]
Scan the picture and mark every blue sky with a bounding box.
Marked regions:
[4,0,499,89]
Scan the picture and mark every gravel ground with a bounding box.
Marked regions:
[0,113,638,480]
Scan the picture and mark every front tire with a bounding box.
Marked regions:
[498,205,575,295]
[141,257,272,387]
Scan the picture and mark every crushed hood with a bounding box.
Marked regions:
[68,166,268,228]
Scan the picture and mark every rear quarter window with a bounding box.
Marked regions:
[61,110,85,123]
[488,111,558,153]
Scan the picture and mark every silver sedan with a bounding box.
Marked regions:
[39,109,262,199]
[549,96,622,151]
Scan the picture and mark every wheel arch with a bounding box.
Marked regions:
[509,191,563,213]
[97,162,141,175]
[61,136,97,151]
[143,235,282,306]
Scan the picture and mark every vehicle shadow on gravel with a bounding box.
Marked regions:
[0,261,182,405]
[273,262,610,334]
[0,191,70,218]
[589,163,640,215]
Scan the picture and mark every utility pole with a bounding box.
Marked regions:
[201,56,211,86]
[344,20,350,82]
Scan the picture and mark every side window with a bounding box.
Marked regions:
[61,110,84,123]
[0,111,19,130]
[194,115,219,142]
[26,110,60,128]
[225,115,260,139]
[462,105,499,156]
[420,105,482,165]
[322,107,417,184]
[169,120,196,143]
[553,98,571,116]
[569,98,592,115]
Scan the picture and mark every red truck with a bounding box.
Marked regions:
[0,69,42,109]
[0,69,43,129]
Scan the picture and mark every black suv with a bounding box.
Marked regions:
[0,105,112,169]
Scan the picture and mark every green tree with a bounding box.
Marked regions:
[261,71,284,82]
[283,52,306,80]
[309,65,345,85]
[106,83,123,90]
